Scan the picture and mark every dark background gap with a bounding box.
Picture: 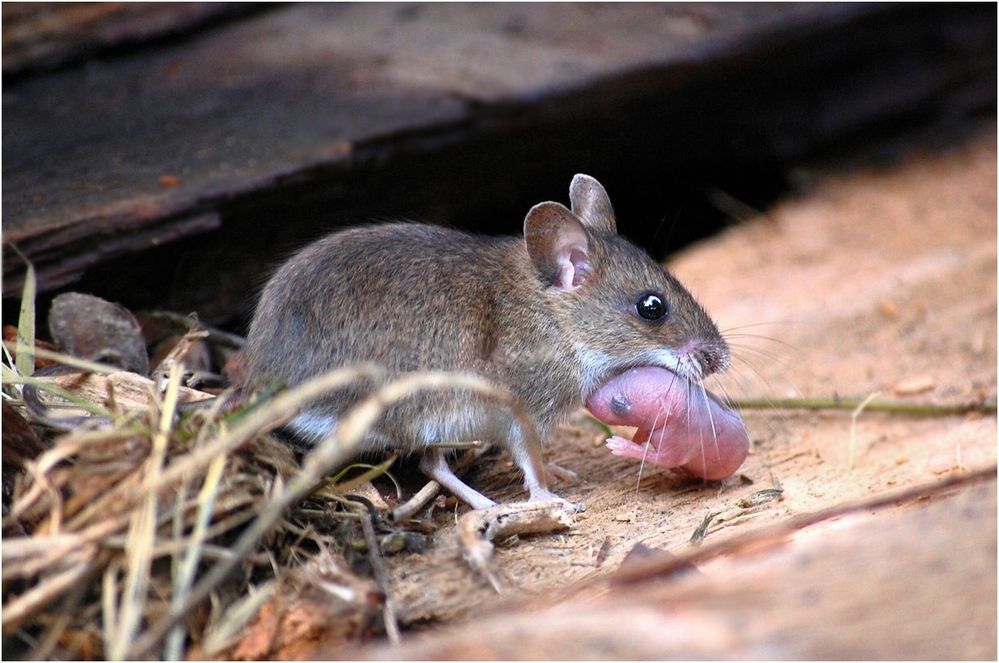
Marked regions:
[4,3,995,336]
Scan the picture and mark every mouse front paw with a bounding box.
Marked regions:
[527,488,585,513]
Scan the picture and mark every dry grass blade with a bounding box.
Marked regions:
[139,364,385,500]
[3,555,93,632]
[126,369,544,658]
[28,560,97,662]
[201,582,277,657]
[165,453,226,660]
[6,359,553,659]
[107,365,182,660]
[3,366,115,418]
[1,534,90,580]
[3,343,125,376]
[319,457,399,498]
[13,247,36,378]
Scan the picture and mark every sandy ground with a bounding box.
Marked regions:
[234,121,996,659]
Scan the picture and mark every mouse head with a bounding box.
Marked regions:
[524,174,729,396]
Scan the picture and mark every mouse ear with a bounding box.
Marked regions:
[524,201,594,292]
[569,174,616,234]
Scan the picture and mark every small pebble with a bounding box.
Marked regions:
[878,298,900,318]
[892,375,935,396]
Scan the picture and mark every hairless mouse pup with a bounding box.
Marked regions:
[245,174,746,510]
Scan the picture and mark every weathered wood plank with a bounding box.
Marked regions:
[347,472,996,660]
[4,3,993,303]
[2,2,261,76]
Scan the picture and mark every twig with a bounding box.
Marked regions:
[346,497,400,645]
[615,466,997,585]
[729,396,997,416]
[140,311,246,349]
[389,446,491,523]
[2,554,93,631]
[3,343,123,376]
[389,481,442,523]
[458,501,577,591]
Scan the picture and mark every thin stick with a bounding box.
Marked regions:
[389,481,441,523]
[140,310,246,349]
[349,498,401,644]
[729,396,997,416]
[2,556,92,631]
[389,445,491,522]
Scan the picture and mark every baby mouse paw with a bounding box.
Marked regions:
[606,434,645,458]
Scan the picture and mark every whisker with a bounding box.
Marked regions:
[636,400,664,491]
[718,359,794,442]
[727,345,796,372]
[719,320,801,334]
[698,378,720,471]
[723,332,803,353]
[731,354,803,401]
[639,370,679,492]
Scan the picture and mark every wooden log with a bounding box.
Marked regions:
[1,3,259,77]
[334,471,997,660]
[3,3,994,312]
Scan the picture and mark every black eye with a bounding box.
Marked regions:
[636,292,668,321]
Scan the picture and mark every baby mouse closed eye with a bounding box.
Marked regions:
[244,174,730,509]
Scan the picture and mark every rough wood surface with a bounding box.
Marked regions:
[351,471,997,660]
[4,3,994,303]
[1,3,258,76]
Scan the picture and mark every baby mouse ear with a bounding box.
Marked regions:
[524,201,594,292]
[569,174,617,234]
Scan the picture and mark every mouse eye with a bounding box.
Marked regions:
[636,292,669,321]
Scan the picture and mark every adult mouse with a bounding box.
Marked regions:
[244,174,730,509]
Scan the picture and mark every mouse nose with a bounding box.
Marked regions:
[695,346,730,376]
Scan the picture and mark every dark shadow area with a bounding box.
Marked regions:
[4,3,995,336]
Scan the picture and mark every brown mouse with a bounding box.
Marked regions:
[244,174,728,509]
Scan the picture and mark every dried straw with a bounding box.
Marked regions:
[3,343,534,659]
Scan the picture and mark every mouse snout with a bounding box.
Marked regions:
[695,346,730,376]
[680,337,729,377]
